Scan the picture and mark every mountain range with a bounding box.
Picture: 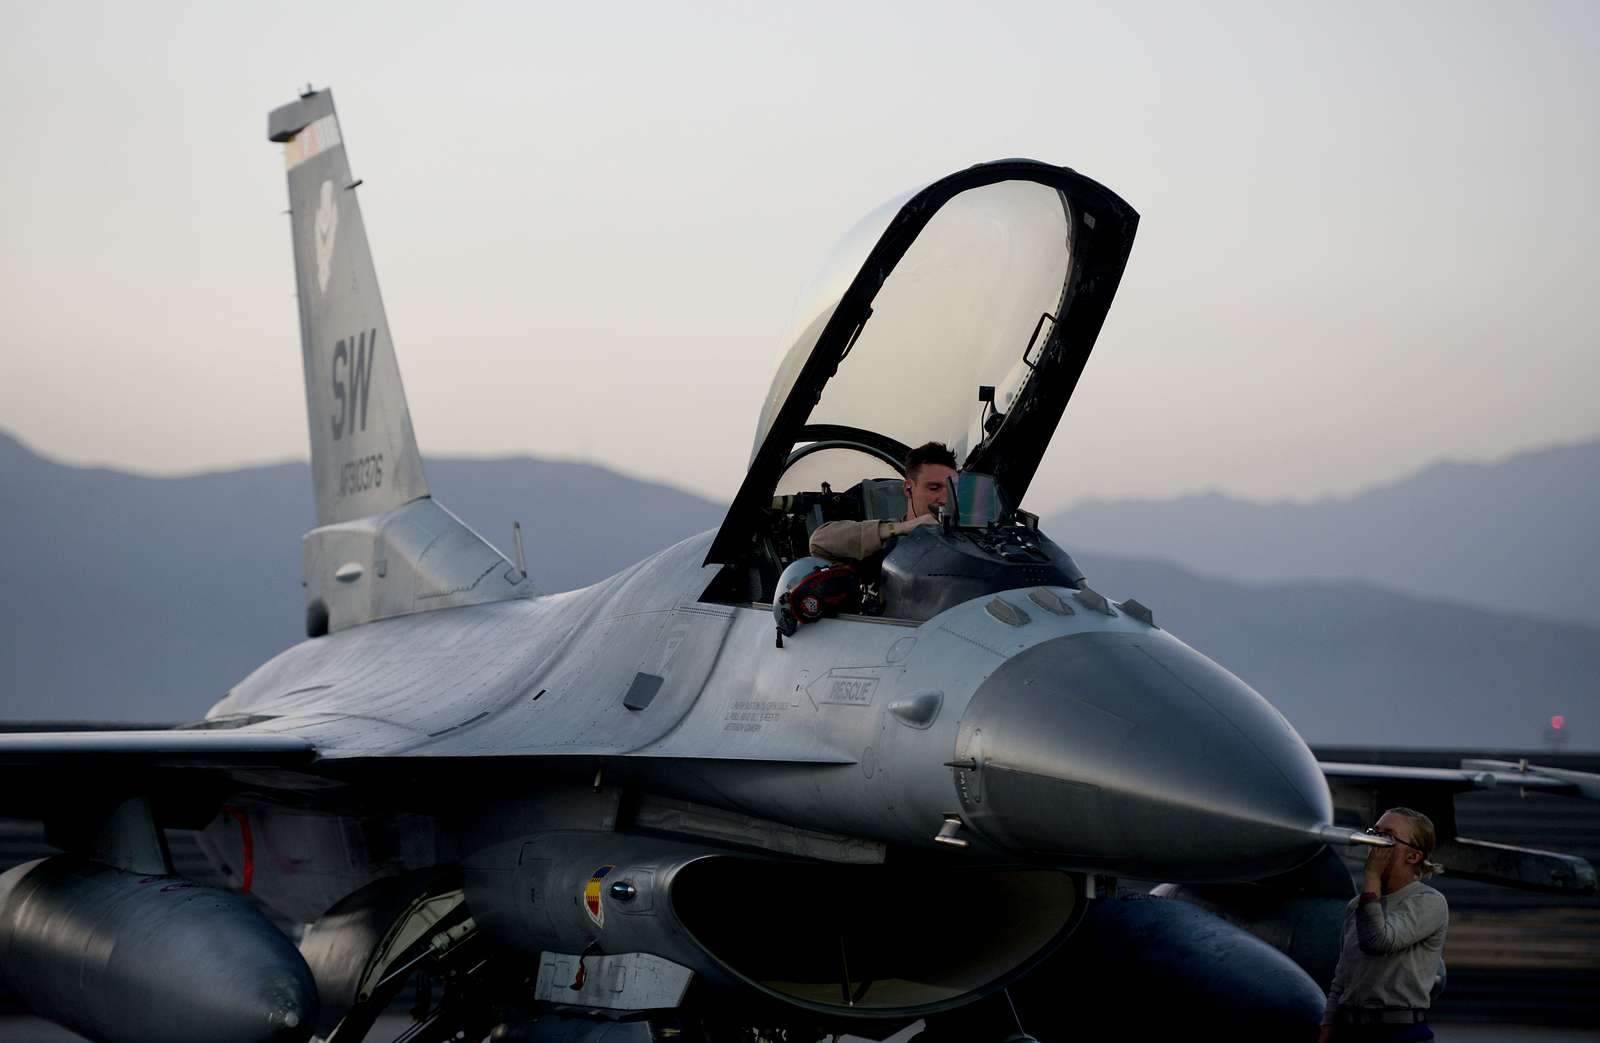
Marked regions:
[1045,439,1600,628]
[0,430,1594,749]
[0,431,722,723]
[1074,552,1598,748]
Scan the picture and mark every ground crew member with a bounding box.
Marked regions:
[1321,807,1449,1042]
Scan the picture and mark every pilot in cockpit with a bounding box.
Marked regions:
[808,442,957,563]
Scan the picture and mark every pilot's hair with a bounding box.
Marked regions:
[1386,806,1444,878]
[903,441,957,479]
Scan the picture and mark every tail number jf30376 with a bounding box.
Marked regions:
[338,453,383,497]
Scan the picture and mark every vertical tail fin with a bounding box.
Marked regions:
[270,88,533,634]
[269,88,427,527]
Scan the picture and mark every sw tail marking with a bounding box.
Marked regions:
[331,329,378,441]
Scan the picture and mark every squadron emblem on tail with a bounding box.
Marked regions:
[314,179,337,293]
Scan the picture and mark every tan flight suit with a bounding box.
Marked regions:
[809,519,895,563]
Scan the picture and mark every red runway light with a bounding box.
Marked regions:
[1551,714,1566,730]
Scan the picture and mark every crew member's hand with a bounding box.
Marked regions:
[1363,842,1394,889]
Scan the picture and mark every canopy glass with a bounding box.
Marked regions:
[755,181,1073,468]
[707,161,1138,565]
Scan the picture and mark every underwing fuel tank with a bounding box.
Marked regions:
[0,857,316,1043]
[953,629,1334,881]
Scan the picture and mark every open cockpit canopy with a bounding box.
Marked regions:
[707,161,1137,565]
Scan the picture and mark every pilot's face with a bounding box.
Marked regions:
[905,464,956,518]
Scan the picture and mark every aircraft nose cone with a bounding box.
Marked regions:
[954,631,1331,881]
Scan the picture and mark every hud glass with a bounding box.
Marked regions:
[944,471,1009,529]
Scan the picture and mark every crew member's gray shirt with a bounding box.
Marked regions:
[1323,879,1449,1024]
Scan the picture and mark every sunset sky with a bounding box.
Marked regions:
[2,1,1596,513]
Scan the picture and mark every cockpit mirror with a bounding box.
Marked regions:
[943,471,1010,530]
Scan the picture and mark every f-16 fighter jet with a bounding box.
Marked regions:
[0,88,1593,1043]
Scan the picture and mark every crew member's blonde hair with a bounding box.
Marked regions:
[1387,806,1444,878]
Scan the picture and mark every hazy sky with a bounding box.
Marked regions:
[2,1,1596,513]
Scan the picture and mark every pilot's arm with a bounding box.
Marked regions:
[810,516,935,562]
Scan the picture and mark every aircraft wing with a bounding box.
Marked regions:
[0,729,319,820]
[1320,760,1587,794]
[1320,757,1598,895]
[0,729,316,765]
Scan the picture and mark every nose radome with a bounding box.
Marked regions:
[955,631,1332,882]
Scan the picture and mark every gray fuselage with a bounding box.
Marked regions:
[207,526,1333,924]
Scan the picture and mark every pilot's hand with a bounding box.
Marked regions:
[889,514,938,537]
